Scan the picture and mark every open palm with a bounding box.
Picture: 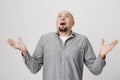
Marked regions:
[100,39,119,58]
[7,37,27,53]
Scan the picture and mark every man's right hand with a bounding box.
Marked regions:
[7,37,28,56]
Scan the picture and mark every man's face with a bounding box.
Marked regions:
[56,11,74,32]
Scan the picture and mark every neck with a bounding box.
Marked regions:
[58,30,71,37]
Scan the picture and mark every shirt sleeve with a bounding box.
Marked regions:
[83,37,106,75]
[22,35,45,74]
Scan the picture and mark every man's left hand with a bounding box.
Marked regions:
[100,39,119,58]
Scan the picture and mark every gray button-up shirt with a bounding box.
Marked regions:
[23,32,106,80]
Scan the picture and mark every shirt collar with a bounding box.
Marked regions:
[56,31,75,38]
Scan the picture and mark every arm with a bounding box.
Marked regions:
[83,37,118,75]
[7,36,44,74]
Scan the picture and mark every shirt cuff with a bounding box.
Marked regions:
[21,52,31,60]
[22,52,31,64]
[98,55,106,62]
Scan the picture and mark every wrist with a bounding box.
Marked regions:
[99,53,106,59]
[21,49,28,56]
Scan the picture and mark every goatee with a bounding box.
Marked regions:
[59,26,68,32]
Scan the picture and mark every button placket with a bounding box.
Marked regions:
[61,49,66,80]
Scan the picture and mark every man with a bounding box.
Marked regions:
[7,11,118,80]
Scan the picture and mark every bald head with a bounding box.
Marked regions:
[56,11,75,33]
[57,11,74,21]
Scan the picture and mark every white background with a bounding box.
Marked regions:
[0,0,120,80]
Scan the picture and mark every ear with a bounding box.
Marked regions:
[72,21,75,26]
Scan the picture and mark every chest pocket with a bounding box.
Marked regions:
[66,43,85,61]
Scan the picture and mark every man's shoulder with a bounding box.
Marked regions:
[73,32,87,39]
[41,32,57,37]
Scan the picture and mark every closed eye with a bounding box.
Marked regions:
[65,15,69,18]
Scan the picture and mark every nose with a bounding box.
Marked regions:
[61,16,65,20]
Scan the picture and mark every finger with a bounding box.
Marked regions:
[8,42,16,48]
[7,38,16,46]
[7,39,14,44]
[7,38,12,43]
[18,36,23,43]
[101,39,104,46]
[111,40,119,45]
[110,40,119,48]
[113,40,119,44]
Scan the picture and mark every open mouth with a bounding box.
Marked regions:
[60,22,66,26]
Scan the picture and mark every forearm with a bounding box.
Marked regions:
[22,52,43,74]
[86,56,106,75]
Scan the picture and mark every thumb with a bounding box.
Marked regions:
[18,36,23,43]
[101,39,104,46]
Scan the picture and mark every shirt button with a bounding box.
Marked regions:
[75,47,77,50]
[62,74,64,77]
[62,61,64,64]
[26,56,29,59]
